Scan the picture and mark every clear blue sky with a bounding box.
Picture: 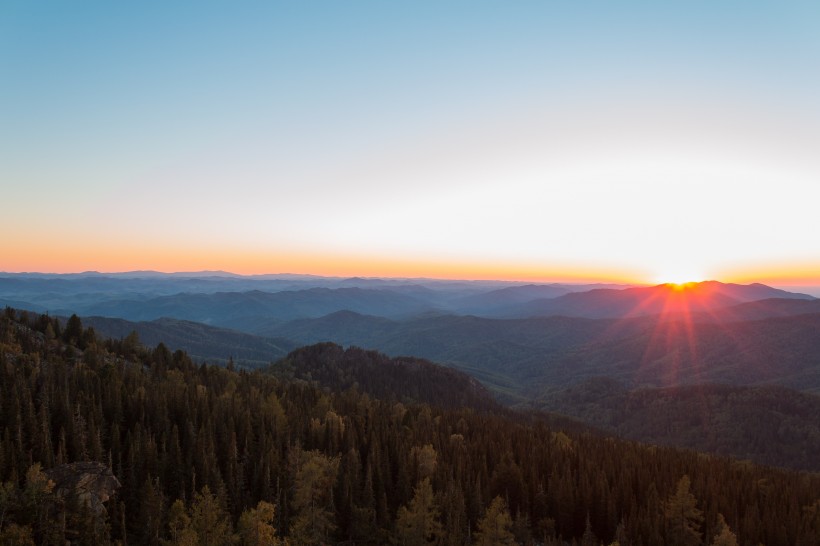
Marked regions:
[2,1,820,284]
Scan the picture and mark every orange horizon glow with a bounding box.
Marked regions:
[2,258,819,288]
[2,239,819,286]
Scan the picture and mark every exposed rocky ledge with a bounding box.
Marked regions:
[45,462,121,515]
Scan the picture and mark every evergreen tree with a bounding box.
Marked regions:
[137,477,166,546]
[581,514,598,546]
[237,500,280,546]
[289,450,339,545]
[664,476,703,546]
[710,513,738,546]
[410,445,437,482]
[190,486,233,546]
[474,496,516,546]
[0,480,15,532]
[164,499,196,546]
[22,463,59,544]
[62,314,83,346]
[395,478,441,546]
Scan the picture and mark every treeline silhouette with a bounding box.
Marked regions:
[1,308,819,545]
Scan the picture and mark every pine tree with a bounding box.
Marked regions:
[664,476,703,546]
[581,514,598,546]
[474,496,516,546]
[164,499,196,546]
[137,477,166,546]
[289,449,339,545]
[710,514,738,546]
[237,500,280,546]
[62,314,83,346]
[395,477,442,546]
[190,486,233,546]
[410,444,437,482]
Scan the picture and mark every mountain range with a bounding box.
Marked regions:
[2,273,814,325]
[6,273,820,463]
[6,272,820,468]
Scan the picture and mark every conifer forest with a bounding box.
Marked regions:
[1,308,819,545]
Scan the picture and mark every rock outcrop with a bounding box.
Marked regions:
[45,462,120,515]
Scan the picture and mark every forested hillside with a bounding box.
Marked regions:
[82,315,297,368]
[261,311,820,399]
[268,342,500,412]
[1,308,819,545]
[543,379,820,472]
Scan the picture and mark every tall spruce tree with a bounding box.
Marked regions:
[710,513,738,546]
[289,449,339,545]
[664,476,703,546]
[474,496,516,546]
[395,477,441,546]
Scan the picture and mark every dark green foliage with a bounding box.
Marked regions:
[664,475,703,546]
[62,314,84,347]
[269,342,499,411]
[0,308,819,545]
[544,379,820,471]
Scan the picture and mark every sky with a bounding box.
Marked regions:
[2,1,820,286]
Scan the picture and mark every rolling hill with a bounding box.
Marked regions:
[260,310,820,400]
[81,315,297,367]
[269,342,499,411]
[72,287,441,326]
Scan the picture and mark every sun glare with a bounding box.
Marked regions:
[653,269,705,286]
[667,282,696,291]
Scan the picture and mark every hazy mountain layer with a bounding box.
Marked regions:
[82,315,297,367]
[260,310,820,400]
[508,281,814,319]
[9,273,814,325]
[81,304,820,405]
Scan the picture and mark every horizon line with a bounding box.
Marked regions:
[4,269,820,289]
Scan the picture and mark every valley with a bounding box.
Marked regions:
[3,272,820,475]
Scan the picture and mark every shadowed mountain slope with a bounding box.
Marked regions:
[261,311,820,400]
[82,315,297,367]
[269,342,500,411]
[543,379,820,472]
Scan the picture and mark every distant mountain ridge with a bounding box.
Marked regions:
[258,308,820,400]
[509,281,814,319]
[80,305,820,405]
[5,274,820,404]
[50,287,442,325]
[81,316,297,367]
[3,274,813,327]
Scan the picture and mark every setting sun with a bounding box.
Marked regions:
[667,282,695,291]
[653,270,706,286]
